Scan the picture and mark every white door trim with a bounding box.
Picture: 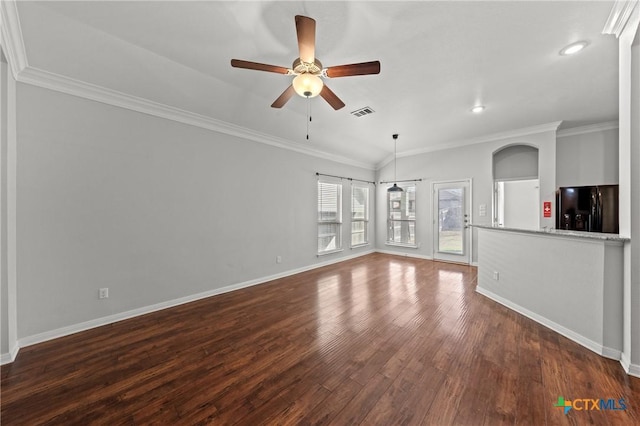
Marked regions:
[431,179,473,265]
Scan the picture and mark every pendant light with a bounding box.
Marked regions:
[388,133,403,192]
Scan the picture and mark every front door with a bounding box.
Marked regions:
[433,180,471,264]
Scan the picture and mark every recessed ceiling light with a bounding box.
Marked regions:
[471,105,485,113]
[560,41,588,56]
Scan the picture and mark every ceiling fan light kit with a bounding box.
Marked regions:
[292,73,324,98]
[231,15,380,110]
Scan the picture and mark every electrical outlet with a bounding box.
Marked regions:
[99,288,109,299]
[276,256,282,264]
[493,271,499,281]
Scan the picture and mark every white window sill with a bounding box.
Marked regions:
[385,242,418,249]
[317,249,344,257]
[350,243,369,249]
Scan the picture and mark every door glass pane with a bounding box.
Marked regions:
[438,188,464,254]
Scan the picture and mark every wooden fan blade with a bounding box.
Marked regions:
[295,15,316,63]
[325,61,381,78]
[231,59,290,74]
[320,85,345,110]
[271,85,296,108]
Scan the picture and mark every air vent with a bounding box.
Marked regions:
[350,106,375,117]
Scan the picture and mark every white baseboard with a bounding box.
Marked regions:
[620,353,640,378]
[476,286,621,361]
[3,250,374,364]
[375,249,477,267]
[0,342,19,365]
[375,249,433,261]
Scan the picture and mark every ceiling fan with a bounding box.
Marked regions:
[231,15,381,110]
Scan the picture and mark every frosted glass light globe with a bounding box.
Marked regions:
[292,73,324,98]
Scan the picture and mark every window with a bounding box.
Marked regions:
[387,184,416,246]
[351,184,369,247]
[317,180,342,254]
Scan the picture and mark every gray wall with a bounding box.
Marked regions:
[15,83,375,339]
[628,33,640,371]
[1,52,8,355]
[556,128,619,187]
[375,130,557,263]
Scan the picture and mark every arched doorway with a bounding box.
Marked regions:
[493,144,540,230]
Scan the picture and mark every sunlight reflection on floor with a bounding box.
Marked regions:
[435,269,467,335]
[313,259,472,355]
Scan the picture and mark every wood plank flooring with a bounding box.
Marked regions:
[1,253,639,425]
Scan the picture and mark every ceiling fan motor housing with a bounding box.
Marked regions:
[292,58,323,76]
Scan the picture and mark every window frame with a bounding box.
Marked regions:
[317,179,343,256]
[350,183,370,248]
[386,183,418,248]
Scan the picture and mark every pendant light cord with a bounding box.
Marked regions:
[394,138,397,183]
[387,134,403,192]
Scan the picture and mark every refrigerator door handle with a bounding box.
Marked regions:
[596,189,603,232]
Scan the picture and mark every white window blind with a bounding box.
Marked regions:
[318,181,343,254]
[387,183,417,246]
[351,184,369,247]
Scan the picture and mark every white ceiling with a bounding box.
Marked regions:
[9,1,619,168]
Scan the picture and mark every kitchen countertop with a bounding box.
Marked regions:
[471,224,630,242]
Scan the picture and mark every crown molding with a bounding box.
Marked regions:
[16,66,375,170]
[0,0,28,78]
[603,0,639,37]
[556,120,619,138]
[376,121,562,170]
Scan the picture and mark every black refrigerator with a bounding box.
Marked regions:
[556,185,619,233]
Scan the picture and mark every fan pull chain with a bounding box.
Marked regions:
[306,96,312,141]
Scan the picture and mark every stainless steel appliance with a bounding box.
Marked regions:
[556,185,619,233]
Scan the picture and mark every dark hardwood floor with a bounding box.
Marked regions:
[1,253,639,425]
